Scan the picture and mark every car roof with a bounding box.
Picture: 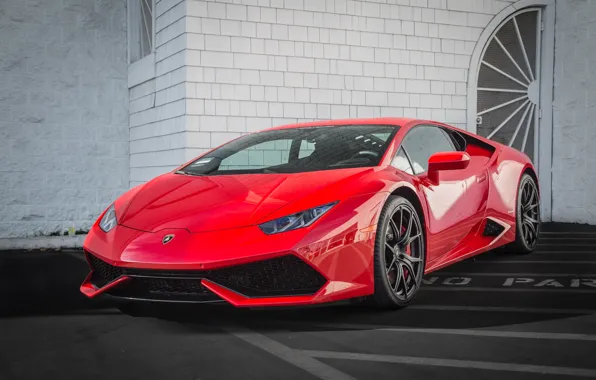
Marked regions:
[264,117,419,131]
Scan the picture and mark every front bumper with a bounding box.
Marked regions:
[80,251,331,307]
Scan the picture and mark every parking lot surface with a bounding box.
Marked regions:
[2,222,596,380]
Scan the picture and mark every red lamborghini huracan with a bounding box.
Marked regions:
[80,118,540,311]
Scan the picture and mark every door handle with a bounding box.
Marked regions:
[477,173,487,183]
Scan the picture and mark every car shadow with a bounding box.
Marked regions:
[0,249,589,334]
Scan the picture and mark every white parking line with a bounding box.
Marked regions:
[422,286,596,293]
[299,350,596,378]
[409,305,596,314]
[376,327,596,341]
[459,260,596,264]
[436,272,596,277]
[537,244,596,247]
[225,326,357,380]
[284,322,596,341]
[541,232,596,235]
[533,251,596,254]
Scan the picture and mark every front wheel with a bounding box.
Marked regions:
[371,196,426,309]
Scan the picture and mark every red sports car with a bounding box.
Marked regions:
[80,118,540,312]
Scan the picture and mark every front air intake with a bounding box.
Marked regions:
[85,252,327,299]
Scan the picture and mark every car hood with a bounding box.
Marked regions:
[119,169,371,233]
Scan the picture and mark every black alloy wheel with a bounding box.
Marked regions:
[372,196,425,309]
[509,173,540,254]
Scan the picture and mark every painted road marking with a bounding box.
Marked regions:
[299,350,596,378]
[286,323,596,342]
[225,326,357,380]
[423,286,596,293]
[540,232,596,235]
[409,305,596,314]
[375,327,596,341]
[422,275,596,290]
[454,260,596,264]
[439,272,596,277]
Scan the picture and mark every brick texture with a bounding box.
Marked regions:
[0,0,128,239]
[552,0,596,224]
[129,0,192,188]
[173,0,512,159]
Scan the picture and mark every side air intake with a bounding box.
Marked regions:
[483,218,506,237]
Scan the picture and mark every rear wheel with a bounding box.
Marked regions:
[371,196,425,309]
[509,173,540,254]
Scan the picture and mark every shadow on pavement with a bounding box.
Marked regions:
[0,249,583,332]
[0,251,113,318]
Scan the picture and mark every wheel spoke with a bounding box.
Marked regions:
[405,233,422,247]
[522,224,529,241]
[525,216,538,224]
[403,254,422,264]
[398,212,413,245]
[524,218,537,238]
[386,256,396,275]
[393,264,405,293]
[389,218,399,241]
[385,242,395,255]
[400,258,418,289]
[398,207,404,237]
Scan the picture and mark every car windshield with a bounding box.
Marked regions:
[179,125,399,176]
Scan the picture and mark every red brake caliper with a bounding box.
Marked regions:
[401,225,411,280]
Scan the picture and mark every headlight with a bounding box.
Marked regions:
[99,204,117,233]
[259,202,338,235]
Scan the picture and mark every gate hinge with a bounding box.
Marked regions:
[538,108,542,119]
[540,21,544,31]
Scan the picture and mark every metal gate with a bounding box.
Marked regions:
[475,8,542,162]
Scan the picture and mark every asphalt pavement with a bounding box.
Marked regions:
[2,222,596,380]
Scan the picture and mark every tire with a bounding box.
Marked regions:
[371,195,426,309]
[508,173,540,254]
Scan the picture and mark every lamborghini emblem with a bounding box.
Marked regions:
[162,234,175,245]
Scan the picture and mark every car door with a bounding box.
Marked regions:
[397,124,489,263]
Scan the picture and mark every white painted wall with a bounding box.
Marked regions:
[128,0,517,184]
[551,0,596,224]
[0,0,129,243]
[129,0,199,187]
[182,0,515,148]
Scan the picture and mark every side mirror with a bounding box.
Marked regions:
[427,151,470,183]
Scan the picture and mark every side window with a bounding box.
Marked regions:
[298,140,316,158]
[401,126,455,174]
[219,140,292,170]
[391,147,414,174]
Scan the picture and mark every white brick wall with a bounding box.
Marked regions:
[0,0,128,240]
[552,0,596,224]
[129,0,191,187]
[176,0,512,158]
